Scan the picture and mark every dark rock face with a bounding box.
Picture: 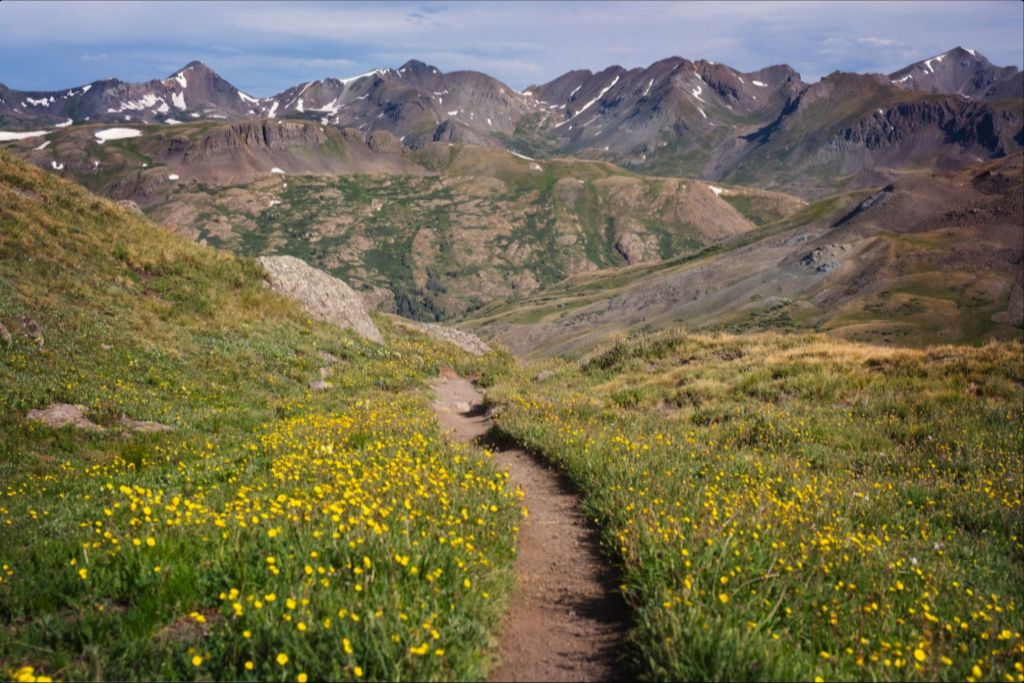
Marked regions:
[832,100,1021,156]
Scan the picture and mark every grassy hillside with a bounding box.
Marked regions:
[0,150,520,682]
[487,328,1024,681]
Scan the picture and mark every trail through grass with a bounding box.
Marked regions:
[488,329,1024,681]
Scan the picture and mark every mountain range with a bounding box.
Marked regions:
[0,47,1020,341]
[2,47,1021,196]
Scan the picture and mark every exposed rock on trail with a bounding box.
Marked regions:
[257,255,383,343]
[432,377,628,682]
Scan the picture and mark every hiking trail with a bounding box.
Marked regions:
[432,376,627,682]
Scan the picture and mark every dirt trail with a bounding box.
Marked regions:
[432,377,628,683]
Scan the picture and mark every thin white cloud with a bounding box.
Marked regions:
[857,37,906,47]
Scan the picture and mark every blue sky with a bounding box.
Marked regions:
[1,1,1021,96]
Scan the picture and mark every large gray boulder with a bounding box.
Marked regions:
[258,255,383,343]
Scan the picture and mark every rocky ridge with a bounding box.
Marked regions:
[2,48,1021,196]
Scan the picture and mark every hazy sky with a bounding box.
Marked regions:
[1,1,1021,95]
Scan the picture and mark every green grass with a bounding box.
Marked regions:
[487,328,1024,681]
[0,150,521,682]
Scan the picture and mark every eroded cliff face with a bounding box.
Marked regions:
[169,119,330,163]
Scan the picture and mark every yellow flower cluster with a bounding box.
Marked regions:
[5,394,518,680]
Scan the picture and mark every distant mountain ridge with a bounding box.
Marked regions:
[1,47,1021,196]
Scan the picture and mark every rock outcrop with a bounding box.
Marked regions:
[257,255,383,343]
[178,119,328,163]
[27,404,104,431]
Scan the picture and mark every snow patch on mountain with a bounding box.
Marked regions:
[108,93,168,113]
[339,68,385,86]
[310,97,342,114]
[561,75,619,125]
[0,131,50,141]
[94,127,143,144]
[0,130,50,141]
[922,54,946,74]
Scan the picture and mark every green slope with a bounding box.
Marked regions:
[0,150,519,682]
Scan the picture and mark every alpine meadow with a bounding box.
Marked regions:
[0,2,1021,682]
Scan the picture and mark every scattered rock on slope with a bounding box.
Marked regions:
[257,255,384,343]
[389,316,491,356]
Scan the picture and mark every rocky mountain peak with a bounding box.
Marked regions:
[887,45,1019,100]
[949,46,988,62]
[398,59,435,75]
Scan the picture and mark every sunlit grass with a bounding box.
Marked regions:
[489,329,1024,681]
